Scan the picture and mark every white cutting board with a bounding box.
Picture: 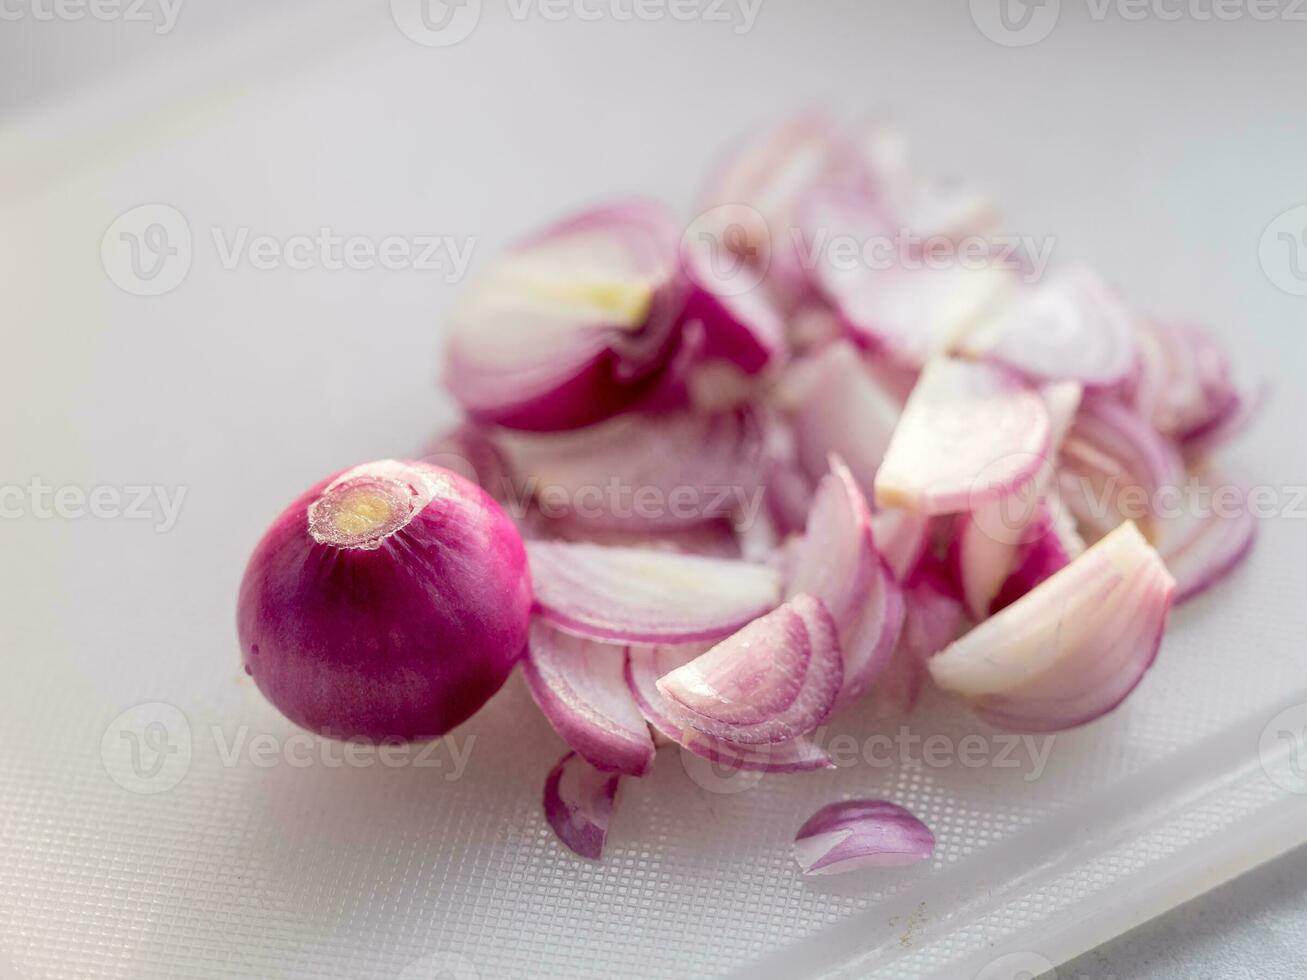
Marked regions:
[2,4,1306,978]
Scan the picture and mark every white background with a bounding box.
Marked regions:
[2,2,1306,978]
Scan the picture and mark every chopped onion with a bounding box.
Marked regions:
[527,540,782,644]
[961,266,1138,386]
[803,188,1014,367]
[870,508,932,582]
[929,521,1175,732]
[872,568,965,716]
[523,621,655,777]
[237,460,532,741]
[875,358,1052,516]
[679,234,787,374]
[788,457,904,704]
[496,405,766,531]
[444,201,684,431]
[778,340,901,496]
[656,594,842,744]
[625,645,835,773]
[1155,472,1257,604]
[543,751,621,860]
[793,800,935,875]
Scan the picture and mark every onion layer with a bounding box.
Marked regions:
[793,800,935,875]
[929,521,1175,732]
[527,540,782,644]
[444,201,683,431]
[543,751,621,860]
[237,460,532,741]
[656,594,842,744]
[1155,472,1257,604]
[875,357,1051,516]
[523,621,655,776]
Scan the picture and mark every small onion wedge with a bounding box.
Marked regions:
[793,800,935,875]
[788,457,904,705]
[523,621,655,777]
[1155,473,1257,604]
[929,521,1176,732]
[962,266,1138,387]
[527,540,782,644]
[625,645,834,773]
[444,201,683,432]
[543,751,621,860]
[656,594,842,744]
[875,358,1052,516]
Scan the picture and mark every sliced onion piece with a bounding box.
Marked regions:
[788,457,905,704]
[527,540,782,644]
[625,645,834,773]
[872,569,965,716]
[444,200,683,431]
[523,621,655,777]
[1059,395,1184,541]
[929,521,1176,732]
[679,237,787,374]
[656,594,842,744]
[778,340,901,496]
[803,189,1014,367]
[871,508,931,582]
[1155,473,1257,604]
[542,751,621,860]
[793,800,935,875]
[496,405,766,530]
[990,490,1085,613]
[962,266,1138,386]
[875,358,1052,516]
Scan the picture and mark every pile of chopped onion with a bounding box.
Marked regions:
[429,113,1262,865]
[245,112,1262,873]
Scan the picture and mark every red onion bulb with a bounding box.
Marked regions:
[237,459,532,741]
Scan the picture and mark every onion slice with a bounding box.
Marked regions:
[444,200,683,431]
[527,540,782,644]
[793,800,935,875]
[929,521,1176,732]
[872,569,965,716]
[625,645,834,773]
[656,594,842,744]
[778,340,901,496]
[523,621,655,776]
[788,457,904,704]
[542,751,621,860]
[875,358,1052,516]
[497,405,766,530]
[962,266,1138,386]
[1155,473,1257,604]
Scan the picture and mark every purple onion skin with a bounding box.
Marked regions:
[237,461,532,742]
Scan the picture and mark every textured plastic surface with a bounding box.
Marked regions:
[3,8,1306,979]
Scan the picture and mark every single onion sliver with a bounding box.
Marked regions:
[679,238,787,374]
[543,751,621,860]
[788,457,904,705]
[497,405,766,530]
[875,357,1052,516]
[779,341,901,497]
[870,508,931,582]
[1155,472,1257,604]
[929,521,1175,732]
[872,569,965,716]
[527,540,782,644]
[624,645,834,773]
[523,621,655,777]
[656,594,842,745]
[444,200,683,431]
[962,266,1138,387]
[793,800,935,875]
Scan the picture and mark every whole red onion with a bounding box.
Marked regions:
[237,459,532,741]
